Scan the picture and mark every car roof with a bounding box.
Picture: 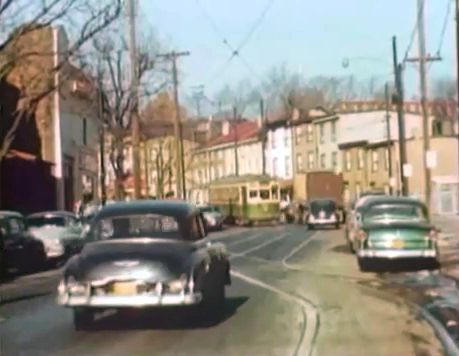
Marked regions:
[95,200,199,220]
[27,211,77,219]
[359,196,425,210]
[0,210,23,218]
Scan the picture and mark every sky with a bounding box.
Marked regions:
[140,0,456,112]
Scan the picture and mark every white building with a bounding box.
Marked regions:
[265,123,293,180]
[189,120,263,204]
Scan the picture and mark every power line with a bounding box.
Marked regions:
[403,0,425,64]
[435,0,452,56]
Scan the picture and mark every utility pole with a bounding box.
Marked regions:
[157,51,190,200]
[384,82,393,195]
[127,0,141,199]
[392,36,409,196]
[233,106,240,176]
[260,98,267,175]
[405,0,442,208]
[97,69,107,206]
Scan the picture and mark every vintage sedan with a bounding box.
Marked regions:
[306,198,340,229]
[198,204,225,231]
[27,211,85,265]
[355,196,439,271]
[57,200,231,330]
[0,211,46,276]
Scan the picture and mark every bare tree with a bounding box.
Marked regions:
[88,27,168,199]
[214,79,259,115]
[431,77,457,100]
[0,0,122,162]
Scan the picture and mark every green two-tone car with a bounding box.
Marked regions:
[354,196,439,271]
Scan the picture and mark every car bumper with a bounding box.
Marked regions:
[57,292,203,308]
[357,249,437,259]
[309,219,337,225]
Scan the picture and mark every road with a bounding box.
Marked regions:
[0,225,448,356]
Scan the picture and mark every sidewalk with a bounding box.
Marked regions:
[432,215,459,246]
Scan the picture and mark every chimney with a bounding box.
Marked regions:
[222,120,230,136]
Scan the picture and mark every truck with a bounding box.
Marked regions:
[293,170,345,223]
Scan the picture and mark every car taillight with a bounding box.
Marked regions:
[427,229,438,241]
[357,230,368,241]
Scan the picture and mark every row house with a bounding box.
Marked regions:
[1,25,100,213]
[337,101,458,214]
[189,120,263,204]
[264,116,293,180]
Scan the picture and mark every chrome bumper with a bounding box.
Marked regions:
[309,219,337,225]
[358,249,437,259]
[57,292,202,307]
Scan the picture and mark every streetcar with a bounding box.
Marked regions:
[208,174,281,225]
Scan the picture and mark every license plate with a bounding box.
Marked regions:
[113,282,137,296]
[391,240,404,248]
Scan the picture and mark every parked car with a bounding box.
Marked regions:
[26,211,85,266]
[199,204,225,231]
[354,196,439,271]
[306,198,340,229]
[345,194,386,252]
[0,211,46,277]
[57,200,231,330]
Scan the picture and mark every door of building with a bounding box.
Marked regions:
[63,156,74,212]
[438,183,456,214]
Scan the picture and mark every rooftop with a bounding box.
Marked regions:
[206,120,260,148]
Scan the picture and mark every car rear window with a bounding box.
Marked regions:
[27,216,67,228]
[310,200,336,213]
[363,204,427,223]
[93,214,181,240]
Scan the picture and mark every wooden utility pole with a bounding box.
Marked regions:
[233,106,240,176]
[127,0,141,199]
[384,83,393,195]
[97,66,107,206]
[392,36,409,196]
[260,99,267,175]
[406,0,442,207]
[157,51,190,199]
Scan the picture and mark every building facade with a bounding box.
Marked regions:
[265,119,293,179]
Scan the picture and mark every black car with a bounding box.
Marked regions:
[306,199,340,230]
[57,200,231,330]
[0,211,46,277]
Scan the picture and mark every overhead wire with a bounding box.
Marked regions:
[435,0,452,56]
[403,0,425,65]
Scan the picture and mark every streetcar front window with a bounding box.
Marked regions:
[249,190,258,198]
[271,185,279,200]
[260,189,270,200]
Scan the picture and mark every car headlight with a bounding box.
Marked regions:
[66,276,87,296]
[309,215,315,222]
[44,238,64,254]
[167,274,188,293]
[206,215,216,224]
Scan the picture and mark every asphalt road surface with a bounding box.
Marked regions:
[0,225,448,356]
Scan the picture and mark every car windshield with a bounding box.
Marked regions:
[27,216,67,228]
[0,217,25,237]
[363,203,428,223]
[92,214,181,240]
[310,200,336,214]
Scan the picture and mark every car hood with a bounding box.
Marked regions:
[29,226,82,241]
[74,238,197,282]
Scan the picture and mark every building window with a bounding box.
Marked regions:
[355,182,362,198]
[82,118,87,146]
[307,151,315,170]
[284,134,289,148]
[331,152,338,170]
[285,157,291,177]
[331,121,337,142]
[296,154,303,172]
[295,127,302,144]
[384,148,390,171]
[319,124,325,144]
[371,150,379,172]
[357,149,365,170]
[271,132,276,149]
[307,124,313,142]
[320,153,326,168]
[344,151,352,171]
[272,158,278,176]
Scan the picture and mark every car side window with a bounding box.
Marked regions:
[197,215,207,238]
[190,216,203,241]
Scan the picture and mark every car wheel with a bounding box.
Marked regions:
[349,241,355,253]
[358,257,371,272]
[335,223,340,230]
[307,224,314,230]
[73,308,94,331]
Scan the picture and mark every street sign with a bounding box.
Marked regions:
[426,150,437,169]
[403,164,412,177]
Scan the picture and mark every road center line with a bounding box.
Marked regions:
[231,269,319,356]
[231,232,289,258]
[282,232,320,269]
